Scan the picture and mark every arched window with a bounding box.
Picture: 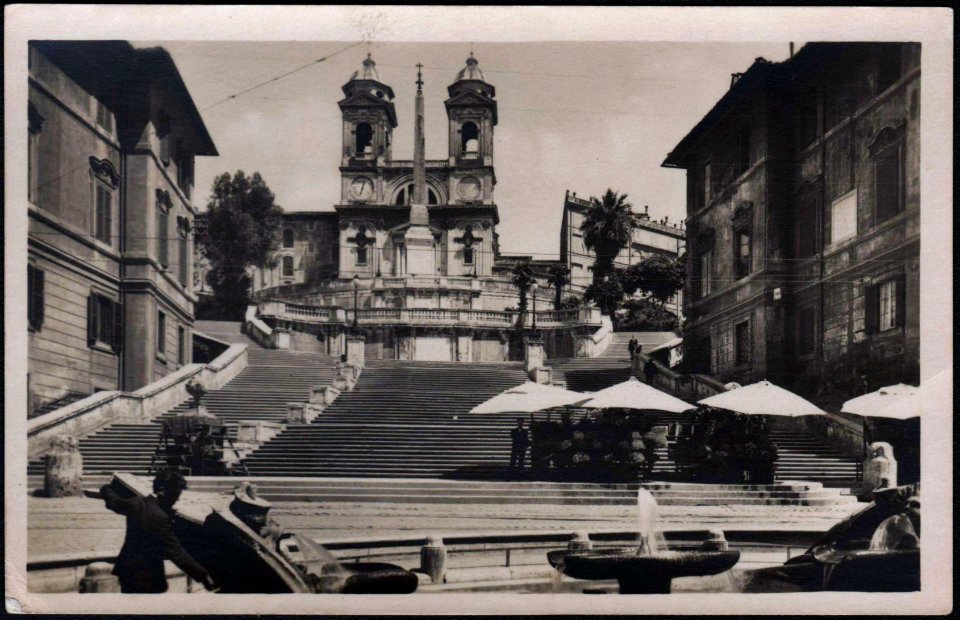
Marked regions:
[282,255,294,277]
[393,184,439,206]
[355,122,374,157]
[461,121,480,156]
[282,228,294,248]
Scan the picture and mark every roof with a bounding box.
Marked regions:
[454,53,485,83]
[661,56,781,168]
[32,41,217,156]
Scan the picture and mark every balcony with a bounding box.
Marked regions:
[258,300,602,330]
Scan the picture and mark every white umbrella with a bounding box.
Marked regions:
[870,370,950,420]
[842,383,918,418]
[468,381,589,414]
[697,380,826,417]
[579,377,694,413]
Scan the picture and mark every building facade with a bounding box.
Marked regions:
[560,190,686,317]
[663,43,920,401]
[244,54,606,362]
[27,41,217,416]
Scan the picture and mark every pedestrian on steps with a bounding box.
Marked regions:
[510,418,530,474]
[643,359,658,385]
[628,337,640,359]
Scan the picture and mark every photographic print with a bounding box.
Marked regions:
[5,6,952,615]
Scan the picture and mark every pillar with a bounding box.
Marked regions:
[311,385,340,405]
[525,336,545,372]
[346,335,366,368]
[419,534,447,584]
[286,402,307,424]
[79,562,120,593]
[44,434,83,497]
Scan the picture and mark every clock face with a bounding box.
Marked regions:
[457,176,481,200]
[350,177,374,200]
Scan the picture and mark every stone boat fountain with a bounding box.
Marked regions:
[547,489,740,593]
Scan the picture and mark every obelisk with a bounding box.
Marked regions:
[404,63,436,276]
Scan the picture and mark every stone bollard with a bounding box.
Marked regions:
[420,535,447,584]
[332,375,350,392]
[568,531,594,552]
[702,529,729,551]
[44,434,83,497]
[862,441,898,500]
[286,402,307,424]
[79,562,120,593]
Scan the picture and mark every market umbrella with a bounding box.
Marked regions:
[468,381,589,414]
[697,380,826,417]
[578,377,694,413]
[842,383,918,418]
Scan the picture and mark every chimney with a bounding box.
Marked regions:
[789,42,795,58]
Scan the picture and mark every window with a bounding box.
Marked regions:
[157,311,167,357]
[282,228,295,248]
[865,275,905,334]
[878,280,896,332]
[178,228,189,286]
[96,98,113,134]
[798,307,816,355]
[876,45,903,94]
[156,202,169,268]
[356,245,368,266]
[28,102,43,204]
[735,230,751,278]
[463,247,474,265]
[702,163,712,206]
[735,321,750,366]
[282,255,294,277]
[157,112,171,165]
[95,185,113,245]
[178,326,186,366]
[177,148,193,199]
[394,184,439,205]
[830,189,857,245]
[795,184,819,258]
[699,250,713,298]
[28,264,44,331]
[355,122,373,156]
[461,121,480,156]
[874,144,904,224]
[736,127,751,175]
[87,293,122,351]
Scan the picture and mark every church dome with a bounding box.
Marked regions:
[350,54,382,82]
[454,53,485,83]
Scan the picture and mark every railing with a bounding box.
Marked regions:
[635,353,727,401]
[257,300,603,330]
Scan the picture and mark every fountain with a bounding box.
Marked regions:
[741,483,920,592]
[547,489,740,593]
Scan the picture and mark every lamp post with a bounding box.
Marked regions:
[352,274,360,329]
[530,281,538,332]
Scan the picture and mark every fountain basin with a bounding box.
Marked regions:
[312,563,419,594]
[547,547,740,594]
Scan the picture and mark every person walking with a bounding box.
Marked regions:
[509,418,531,474]
[628,337,640,359]
[100,469,218,593]
[643,358,658,385]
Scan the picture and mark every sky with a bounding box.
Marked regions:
[142,40,792,260]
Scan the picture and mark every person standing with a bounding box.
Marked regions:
[628,337,640,359]
[509,418,531,473]
[643,358,658,385]
[100,470,217,593]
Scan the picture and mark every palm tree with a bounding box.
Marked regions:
[547,264,571,308]
[510,261,536,328]
[581,189,635,286]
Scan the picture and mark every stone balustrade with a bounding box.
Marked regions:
[257,300,602,331]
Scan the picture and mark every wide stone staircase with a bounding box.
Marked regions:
[768,429,861,488]
[27,348,340,476]
[243,361,538,479]
[194,319,262,348]
[598,331,678,359]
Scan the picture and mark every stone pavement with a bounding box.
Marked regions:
[27,494,863,563]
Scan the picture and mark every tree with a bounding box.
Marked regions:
[581,189,635,319]
[197,171,283,319]
[581,189,635,285]
[510,261,536,329]
[619,297,680,332]
[546,264,571,308]
[558,295,585,310]
[623,254,686,310]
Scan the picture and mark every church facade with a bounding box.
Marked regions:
[246,55,606,362]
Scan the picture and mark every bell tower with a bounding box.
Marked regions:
[445,53,497,204]
[338,54,397,203]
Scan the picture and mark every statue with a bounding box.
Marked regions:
[186,377,207,410]
[863,441,897,500]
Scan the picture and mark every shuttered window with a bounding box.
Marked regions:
[28,264,45,331]
[87,293,121,351]
[156,205,169,268]
[865,275,906,335]
[157,311,166,356]
[94,185,112,245]
[178,326,186,366]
